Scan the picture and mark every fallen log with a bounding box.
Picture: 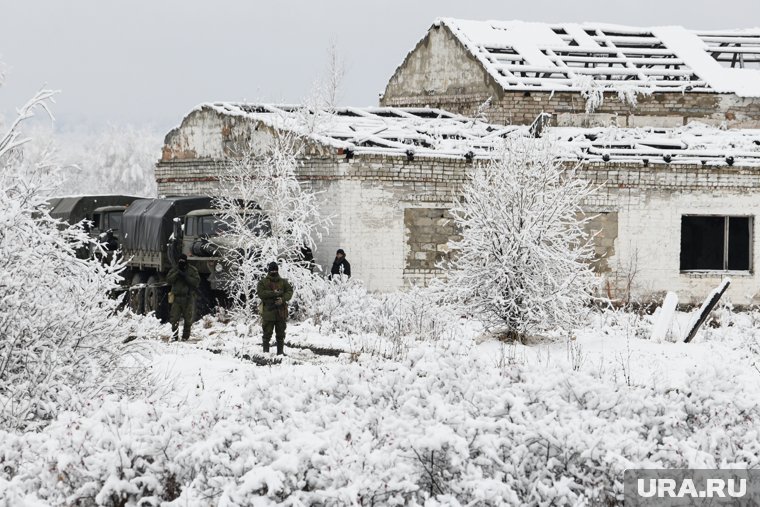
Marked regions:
[682,278,731,343]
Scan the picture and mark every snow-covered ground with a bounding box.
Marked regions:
[2,305,759,506]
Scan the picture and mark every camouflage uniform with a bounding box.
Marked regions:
[256,270,294,354]
[167,262,201,341]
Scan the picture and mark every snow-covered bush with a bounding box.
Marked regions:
[1,348,758,506]
[0,92,153,430]
[297,277,459,357]
[444,137,598,341]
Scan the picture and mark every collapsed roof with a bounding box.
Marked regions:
[434,18,760,97]
[198,103,760,167]
[204,102,516,159]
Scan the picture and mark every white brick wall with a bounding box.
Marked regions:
[312,178,407,292]
[608,189,760,306]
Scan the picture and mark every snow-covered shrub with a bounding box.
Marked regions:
[295,276,378,333]
[1,349,758,506]
[598,305,651,340]
[296,277,459,357]
[710,297,736,330]
[444,137,598,341]
[0,92,152,430]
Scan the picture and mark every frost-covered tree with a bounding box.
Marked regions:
[24,123,161,197]
[214,129,330,321]
[444,136,598,341]
[0,91,153,430]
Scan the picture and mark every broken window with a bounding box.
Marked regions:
[680,216,752,271]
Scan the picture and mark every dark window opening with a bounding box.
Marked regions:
[728,216,751,270]
[680,216,752,271]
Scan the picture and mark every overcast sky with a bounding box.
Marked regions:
[1,0,757,132]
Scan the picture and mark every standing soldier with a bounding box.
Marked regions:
[167,253,201,341]
[329,248,351,280]
[256,261,294,355]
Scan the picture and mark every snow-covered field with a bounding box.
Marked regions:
[2,305,759,506]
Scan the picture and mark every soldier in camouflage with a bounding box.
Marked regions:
[167,254,201,341]
[256,261,294,355]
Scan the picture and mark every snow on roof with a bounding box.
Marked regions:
[200,103,760,167]
[559,122,760,166]
[203,102,519,159]
[437,18,760,97]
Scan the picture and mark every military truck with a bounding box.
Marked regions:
[109,195,270,320]
[45,195,140,258]
[120,196,214,319]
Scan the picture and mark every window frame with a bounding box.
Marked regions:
[107,211,122,232]
[185,217,197,237]
[679,214,754,273]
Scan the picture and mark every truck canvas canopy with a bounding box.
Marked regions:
[122,196,213,252]
[46,195,140,227]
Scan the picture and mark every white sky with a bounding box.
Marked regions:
[0,0,758,131]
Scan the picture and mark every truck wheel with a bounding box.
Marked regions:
[144,275,160,316]
[156,285,170,323]
[130,273,145,315]
[194,278,214,321]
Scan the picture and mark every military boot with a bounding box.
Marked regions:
[276,337,285,356]
[262,340,270,353]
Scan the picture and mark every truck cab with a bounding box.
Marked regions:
[45,195,140,258]
[181,209,269,291]
[90,205,128,257]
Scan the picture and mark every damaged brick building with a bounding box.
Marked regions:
[380,19,760,128]
[157,103,760,304]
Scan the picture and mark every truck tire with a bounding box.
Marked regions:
[129,272,145,315]
[194,277,214,321]
[144,275,160,317]
[156,285,170,323]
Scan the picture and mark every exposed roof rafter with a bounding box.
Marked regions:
[437,18,760,97]
[195,103,760,167]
